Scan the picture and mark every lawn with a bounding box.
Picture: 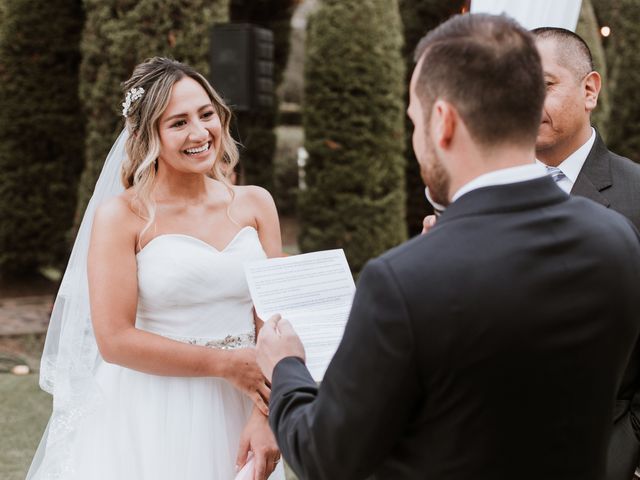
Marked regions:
[0,373,51,480]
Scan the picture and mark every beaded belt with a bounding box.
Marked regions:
[164,332,255,350]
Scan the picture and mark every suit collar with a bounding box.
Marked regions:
[437,176,568,225]
[570,131,612,207]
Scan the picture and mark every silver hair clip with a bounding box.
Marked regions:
[122,87,145,117]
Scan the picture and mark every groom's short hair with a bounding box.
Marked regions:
[413,14,545,149]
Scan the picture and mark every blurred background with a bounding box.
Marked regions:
[0,1,638,478]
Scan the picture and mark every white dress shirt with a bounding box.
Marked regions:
[535,127,596,194]
[451,163,548,202]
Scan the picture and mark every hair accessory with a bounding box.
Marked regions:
[121,87,145,117]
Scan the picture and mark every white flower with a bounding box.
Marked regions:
[122,87,145,117]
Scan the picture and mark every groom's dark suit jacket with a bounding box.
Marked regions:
[571,133,640,480]
[270,177,640,480]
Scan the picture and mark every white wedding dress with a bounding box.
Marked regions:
[36,226,284,479]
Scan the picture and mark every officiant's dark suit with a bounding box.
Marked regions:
[578,137,640,480]
[573,134,640,229]
[576,140,640,480]
[256,15,640,480]
[533,28,640,480]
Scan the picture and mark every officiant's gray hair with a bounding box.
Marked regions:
[413,14,545,149]
[119,57,239,243]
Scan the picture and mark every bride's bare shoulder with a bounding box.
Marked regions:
[231,184,276,209]
[93,188,143,233]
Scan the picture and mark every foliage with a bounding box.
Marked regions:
[76,0,230,215]
[0,0,85,277]
[576,0,610,138]
[597,0,640,162]
[399,0,463,236]
[299,0,407,275]
[274,126,304,216]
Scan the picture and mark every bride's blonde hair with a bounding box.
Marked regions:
[120,57,239,242]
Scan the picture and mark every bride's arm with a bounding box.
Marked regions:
[87,196,269,414]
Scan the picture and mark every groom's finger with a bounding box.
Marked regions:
[275,318,295,336]
[258,382,271,403]
[267,313,281,328]
[257,317,278,348]
[273,319,306,362]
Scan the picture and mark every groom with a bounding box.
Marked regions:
[256,13,640,480]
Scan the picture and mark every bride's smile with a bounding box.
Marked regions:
[183,141,211,156]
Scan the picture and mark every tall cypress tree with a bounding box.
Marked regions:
[599,0,640,162]
[0,0,85,277]
[76,0,230,215]
[399,0,463,236]
[299,0,406,275]
[230,0,296,190]
[576,0,610,137]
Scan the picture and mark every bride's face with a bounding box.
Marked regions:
[157,76,222,175]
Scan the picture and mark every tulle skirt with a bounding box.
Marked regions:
[31,360,284,480]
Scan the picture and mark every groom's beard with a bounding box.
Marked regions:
[420,145,451,208]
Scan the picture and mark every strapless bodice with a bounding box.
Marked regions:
[135,226,266,342]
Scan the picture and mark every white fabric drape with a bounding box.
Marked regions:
[470,0,582,31]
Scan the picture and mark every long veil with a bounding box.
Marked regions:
[27,129,128,479]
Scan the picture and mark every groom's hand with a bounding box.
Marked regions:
[422,214,437,234]
[256,314,306,383]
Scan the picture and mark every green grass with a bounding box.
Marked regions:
[0,374,51,480]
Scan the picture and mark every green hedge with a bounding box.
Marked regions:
[399,0,463,236]
[600,0,640,162]
[299,0,407,275]
[0,0,85,277]
[576,0,610,138]
[76,0,230,216]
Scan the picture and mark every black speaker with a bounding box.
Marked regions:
[209,23,274,112]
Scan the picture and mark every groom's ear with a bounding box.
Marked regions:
[431,100,456,149]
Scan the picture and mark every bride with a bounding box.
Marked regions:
[27,57,285,480]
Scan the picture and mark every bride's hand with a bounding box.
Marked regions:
[227,347,271,415]
[236,408,281,480]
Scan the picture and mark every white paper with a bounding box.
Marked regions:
[244,249,355,380]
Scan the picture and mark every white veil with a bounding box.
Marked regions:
[27,129,128,479]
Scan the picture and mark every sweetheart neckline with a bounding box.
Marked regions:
[136,225,256,257]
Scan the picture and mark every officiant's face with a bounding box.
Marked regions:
[535,38,591,155]
[408,59,451,207]
[157,77,223,175]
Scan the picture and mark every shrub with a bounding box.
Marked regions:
[299,0,407,274]
[599,0,640,162]
[0,0,85,277]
